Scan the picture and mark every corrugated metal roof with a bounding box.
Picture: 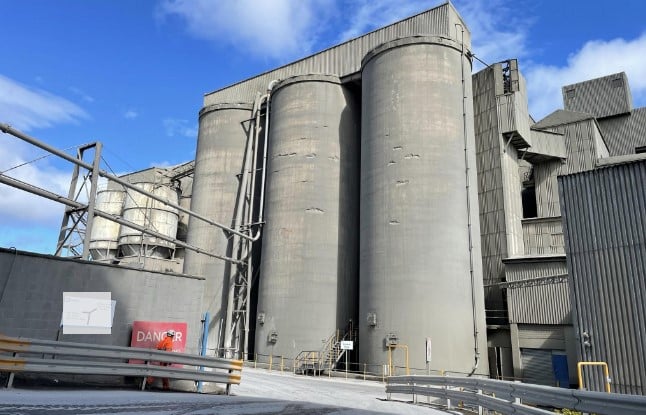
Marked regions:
[559,159,646,395]
[562,72,633,119]
[597,107,646,156]
[203,2,470,105]
[532,110,594,130]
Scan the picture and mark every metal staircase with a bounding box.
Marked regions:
[295,322,357,375]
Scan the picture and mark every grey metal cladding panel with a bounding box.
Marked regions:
[562,72,633,119]
[559,161,646,394]
[522,217,565,256]
[474,65,506,288]
[204,4,463,105]
[505,260,571,325]
[532,110,594,130]
[598,107,646,156]
[497,93,531,147]
[525,130,566,162]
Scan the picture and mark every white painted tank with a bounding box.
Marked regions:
[118,182,179,259]
[89,188,125,260]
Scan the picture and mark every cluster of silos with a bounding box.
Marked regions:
[186,35,488,374]
[118,182,180,258]
[88,180,180,263]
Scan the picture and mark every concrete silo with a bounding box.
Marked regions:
[256,75,359,360]
[118,182,179,259]
[359,36,488,374]
[89,187,125,261]
[183,103,253,354]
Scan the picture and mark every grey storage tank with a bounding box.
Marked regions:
[359,36,488,374]
[256,74,359,360]
[89,187,125,260]
[118,182,179,258]
[183,103,253,354]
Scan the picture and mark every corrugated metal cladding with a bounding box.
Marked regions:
[533,119,605,217]
[598,107,646,156]
[203,2,470,105]
[473,65,510,309]
[497,78,531,148]
[522,217,565,256]
[504,258,570,325]
[524,130,566,163]
[559,160,646,395]
[562,72,633,119]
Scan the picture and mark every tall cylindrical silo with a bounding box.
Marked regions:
[256,74,359,360]
[89,187,125,260]
[118,182,179,259]
[183,103,253,354]
[360,36,488,374]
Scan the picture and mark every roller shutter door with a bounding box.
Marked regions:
[521,348,554,386]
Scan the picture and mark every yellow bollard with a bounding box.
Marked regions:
[281,356,284,372]
[269,353,273,372]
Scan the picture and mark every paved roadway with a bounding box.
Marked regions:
[0,368,449,414]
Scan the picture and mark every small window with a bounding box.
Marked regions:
[612,77,624,88]
[522,186,537,218]
[565,88,575,98]
[636,146,646,154]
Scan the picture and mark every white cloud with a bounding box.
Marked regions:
[526,33,646,119]
[163,118,197,138]
[0,141,69,226]
[0,74,88,131]
[336,0,430,42]
[157,0,333,62]
[124,109,139,119]
[69,86,95,103]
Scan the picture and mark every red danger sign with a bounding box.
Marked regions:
[130,321,187,364]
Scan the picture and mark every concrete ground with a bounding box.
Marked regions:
[0,368,450,414]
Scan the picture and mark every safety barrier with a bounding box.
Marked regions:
[386,375,646,415]
[0,335,243,394]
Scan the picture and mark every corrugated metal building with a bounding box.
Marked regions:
[559,157,646,395]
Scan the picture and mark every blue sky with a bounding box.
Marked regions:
[1,0,645,254]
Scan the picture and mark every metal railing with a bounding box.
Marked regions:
[386,375,646,415]
[0,335,243,393]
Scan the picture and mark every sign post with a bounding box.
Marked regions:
[340,340,353,379]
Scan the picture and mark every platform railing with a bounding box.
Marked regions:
[0,334,243,394]
[386,375,646,415]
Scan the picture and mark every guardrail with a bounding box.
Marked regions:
[0,335,243,393]
[386,375,646,415]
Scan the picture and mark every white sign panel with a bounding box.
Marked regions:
[62,292,113,334]
[340,340,354,350]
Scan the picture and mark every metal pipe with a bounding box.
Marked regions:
[0,173,243,265]
[223,95,261,357]
[455,24,480,377]
[0,123,254,242]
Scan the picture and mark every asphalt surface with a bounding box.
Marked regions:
[0,368,450,414]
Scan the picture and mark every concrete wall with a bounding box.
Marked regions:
[0,248,204,354]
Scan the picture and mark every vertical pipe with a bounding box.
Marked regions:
[197,311,210,393]
[456,23,480,377]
